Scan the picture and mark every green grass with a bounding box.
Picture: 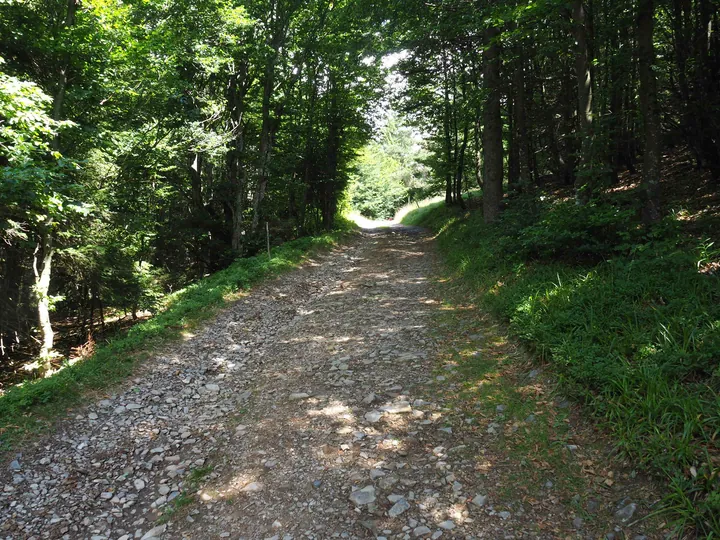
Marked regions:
[432,300,585,501]
[404,195,720,536]
[0,228,353,449]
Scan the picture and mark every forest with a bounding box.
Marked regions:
[1,0,719,534]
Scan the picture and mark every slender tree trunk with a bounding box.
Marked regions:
[483,26,504,223]
[52,0,77,151]
[442,55,454,205]
[474,109,483,189]
[250,55,276,235]
[638,0,662,223]
[508,89,519,190]
[227,64,252,252]
[456,120,469,209]
[573,0,595,204]
[514,54,531,190]
[33,220,54,371]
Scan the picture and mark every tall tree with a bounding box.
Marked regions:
[637,0,661,222]
[482,25,503,223]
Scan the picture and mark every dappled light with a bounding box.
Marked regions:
[3,0,720,537]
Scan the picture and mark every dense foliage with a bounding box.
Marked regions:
[0,0,383,372]
[386,0,718,221]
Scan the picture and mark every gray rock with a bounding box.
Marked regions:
[387,498,410,517]
[349,485,376,505]
[438,520,455,530]
[414,526,432,537]
[140,524,167,540]
[205,383,220,392]
[8,460,20,471]
[134,479,146,491]
[471,494,488,507]
[572,517,584,529]
[289,392,310,400]
[498,511,511,520]
[240,482,263,492]
[381,402,412,414]
[364,410,383,423]
[615,502,637,522]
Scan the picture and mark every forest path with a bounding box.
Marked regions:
[1,228,661,540]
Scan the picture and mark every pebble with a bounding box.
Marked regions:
[381,402,412,414]
[615,502,637,521]
[471,494,488,507]
[349,486,376,505]
[388,498,410,517]
[140,524,167,539]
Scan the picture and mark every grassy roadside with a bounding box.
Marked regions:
[403,197,720,535]
[0,228,353,449]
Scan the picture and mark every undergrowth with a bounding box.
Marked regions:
[0,228,352,449]
[403,195,720,536]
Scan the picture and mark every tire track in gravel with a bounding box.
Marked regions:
[1,227,663,540]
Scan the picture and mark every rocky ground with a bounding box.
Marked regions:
[2,227,666,540]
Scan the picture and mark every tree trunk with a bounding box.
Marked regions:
[483,26,504,223]
[456,120,469,209]
[33,220,54,371]
[638,0,662,223]
[508,88,519,190]
[474,109,483,189]
[442,54,454,205]
[226,64,252,252]
[514,54,531,190]
[573,0,595,204]
[52,0,77,151]
[250,54,277,234]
